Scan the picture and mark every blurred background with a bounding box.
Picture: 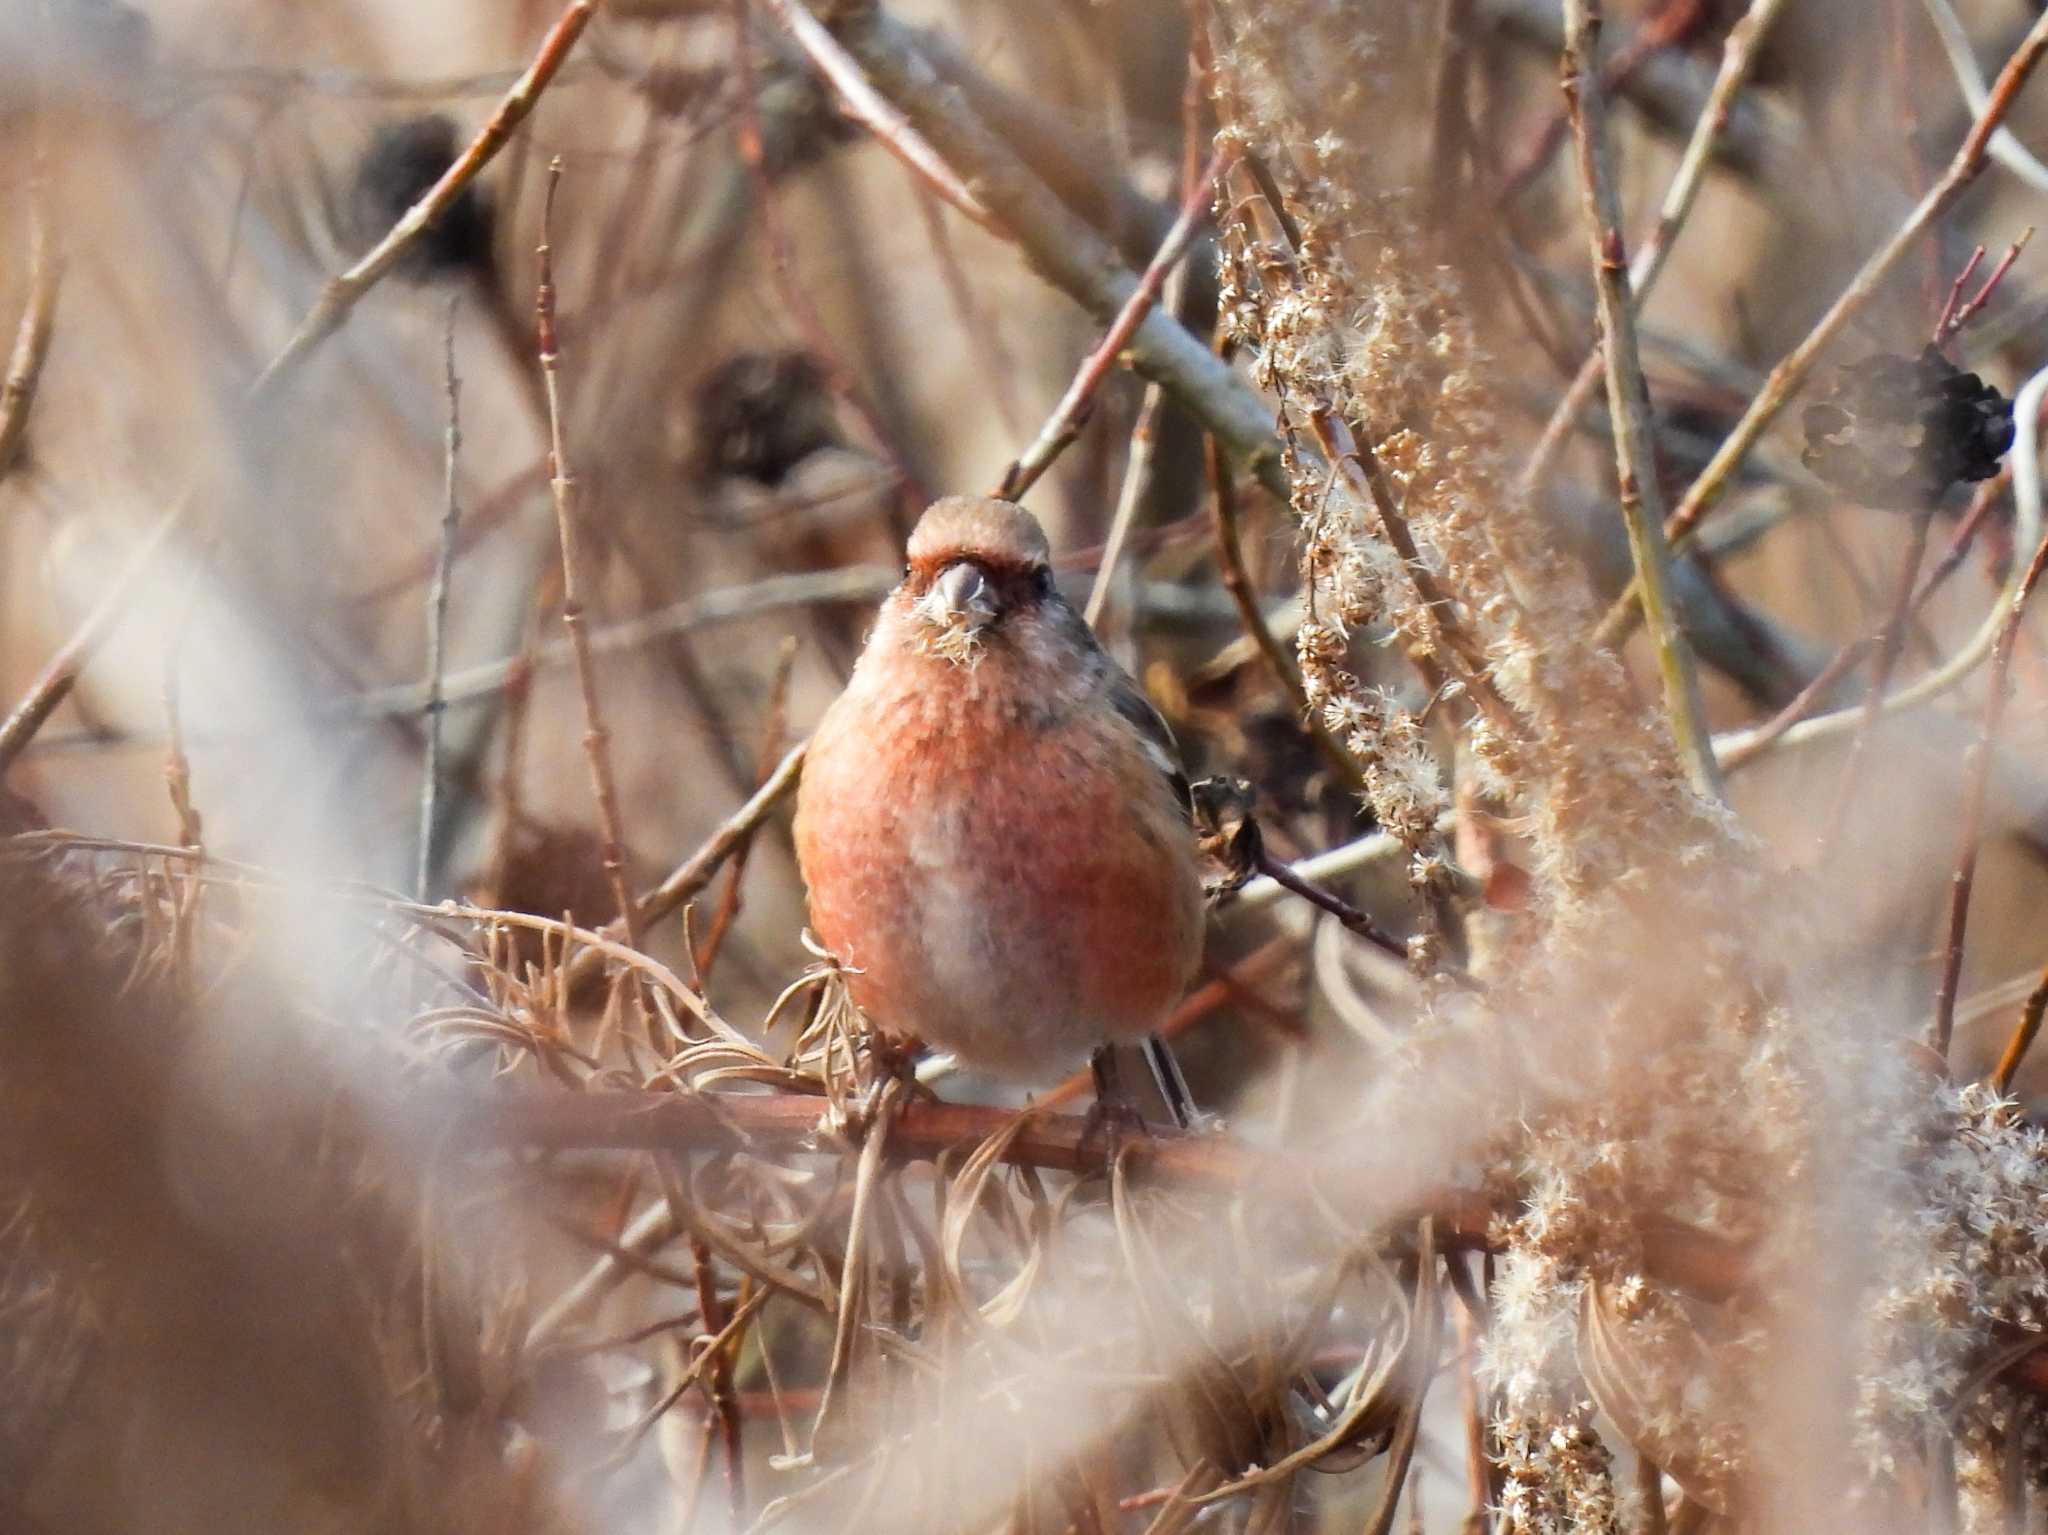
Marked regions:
[7,0,2048,1530]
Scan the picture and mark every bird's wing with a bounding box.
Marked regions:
[1103,664,1194,819]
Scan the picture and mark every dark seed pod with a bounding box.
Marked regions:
[1189,775,1263,899]
[694,351,839,486]
[350,115,495,281]
[1801,346,2014,510]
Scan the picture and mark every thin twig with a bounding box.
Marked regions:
[687,1239,747,1519]
[0,176,61,482]
[1709,363,2048,765]
[914,185,1026,436]
[1716,636,1875,774]
[417,298,463,901]
[1560,0,1722,802]
[1000,152,1221,505]
[1717,462,2015,773]
[1084,374,1167,632]
[695,638,797,979]
[344,567,894,722]
[810,1076,902,1449]
[1254,851,1408,962]
[1933,228,2033,349]
[834,9,1284,493]
[1819,509,1934,855]
[1931,521,2048,1059]
[634,739,808,935]
[1991,963,2048,1096]
[758,0,995,229]
[1496,0,1709,203]
[1206,434,1362,791]
[536,158,641,947]
[1921,0,2048,194]
[0,493,190,775]
[1599,10,2048,645]
[0,1,596,775]
[1519,0,1790,504]
[728,0,926,515]
[1084,378,1168,633]
[559,738,810,994]
[252,1,597,393]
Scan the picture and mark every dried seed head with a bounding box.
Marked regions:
[1801,347,2014,510]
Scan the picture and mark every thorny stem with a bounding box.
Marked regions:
[0,0,596,777]
[1000,152,1222,505]
[417,298,463,901]
[1931,524,2048,1059]
[1520,0,1790,505]
[1560,0,1723,803]
[1599,9,2048,646]
[536,158,641,948]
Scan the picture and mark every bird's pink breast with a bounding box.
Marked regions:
[794,647,1203,1080]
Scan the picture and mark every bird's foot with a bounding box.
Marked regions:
[1080,1044,1154,1162]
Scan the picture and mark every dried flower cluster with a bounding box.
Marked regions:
[1857,1084,2048,1502]
[1208,2,1731,961]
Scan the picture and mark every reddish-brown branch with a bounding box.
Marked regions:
[457,1087,1766,1309]
[1934,229,2034,350]
[1932,524,2048,1057]
[1034,935,1300,1111]
[1991,963,2048,1096]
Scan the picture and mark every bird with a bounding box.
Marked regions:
[793,495,1205,1121]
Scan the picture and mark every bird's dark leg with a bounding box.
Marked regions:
[1140,1033,1204,1131]
[1083,1043,1150,1155]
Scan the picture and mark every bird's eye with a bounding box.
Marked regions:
[1032,567,1054,596]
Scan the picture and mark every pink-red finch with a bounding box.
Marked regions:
[794,497,1204,1113]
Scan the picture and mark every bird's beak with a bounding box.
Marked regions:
[916,561,999,634]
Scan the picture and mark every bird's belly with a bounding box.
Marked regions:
[805,745,1201,1081]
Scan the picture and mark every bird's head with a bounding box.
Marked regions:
[899,497,1057,666]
